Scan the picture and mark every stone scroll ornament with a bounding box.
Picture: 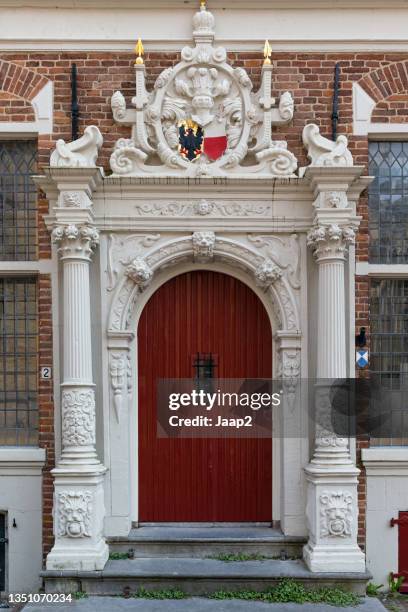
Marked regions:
[302,123,353,168]
[50,125,103,168]
[109,3,298,178]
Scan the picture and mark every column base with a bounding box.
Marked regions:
[46,538,109,571]
[46,462,108,571]
[303,461,366,574]
[303,542,366,573]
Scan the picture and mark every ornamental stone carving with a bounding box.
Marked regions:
[302,124,353,168]
[134,199,272,217]
[108,234,300,335]
[248,234,301,289]
[278,349,301,409]
[307,223,356,260]
[320,491,353,538]
[62,389,96,447]
[52,224,99,260]
[125,257,153,288]
[107,233,160,292]
[109,352,127,422]
[195,199,214,215]
[255,259,282,288]
[57,491,92,538]
[50,125,103,168]
[60,191,90,208]
[192,231,215,262]
[313,191,349,210]
[109,4,297,178]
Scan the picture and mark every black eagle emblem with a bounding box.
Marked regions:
[179,123,204,161]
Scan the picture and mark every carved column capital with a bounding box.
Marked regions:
[307,223,356,262]
[52,224,100,260]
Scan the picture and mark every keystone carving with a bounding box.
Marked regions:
[192,231,215,262]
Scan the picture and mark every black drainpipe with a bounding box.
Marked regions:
[71,63,79,141]
[331,62,341,142]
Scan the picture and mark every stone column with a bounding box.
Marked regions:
[303,167,366,573]
[46,222,108,570]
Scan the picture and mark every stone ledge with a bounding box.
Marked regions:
[0,447,46,475]
[362,447,408,475]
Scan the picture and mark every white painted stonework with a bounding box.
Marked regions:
[37,4,370,573]
[0,448,45,593]
[363,448,408,587]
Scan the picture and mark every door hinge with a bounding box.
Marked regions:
[390,514,408,527]
[0,537,7,544]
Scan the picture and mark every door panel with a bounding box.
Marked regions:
[138,271,272,521]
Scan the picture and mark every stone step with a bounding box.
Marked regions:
[107,526,306,558]
[42,558,370,596]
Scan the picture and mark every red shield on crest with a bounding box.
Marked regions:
[203,120,228,161]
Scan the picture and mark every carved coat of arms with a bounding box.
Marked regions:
[109,3,297,178]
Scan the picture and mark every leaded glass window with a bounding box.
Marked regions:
[370,279,408,444]
[370,279,408,388]
[0,140,37,261]
[0,278,38,445]
[368,141,408,264]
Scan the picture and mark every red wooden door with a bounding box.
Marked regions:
[138,271,272,522]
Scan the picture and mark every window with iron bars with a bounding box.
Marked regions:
[0,277,38,446]
[0,140,37,261]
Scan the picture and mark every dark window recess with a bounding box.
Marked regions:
[0,140,37,261]
[0,512,6,592]
[192,353,217,379]
[0,277,38,445]
[368,141,408,264]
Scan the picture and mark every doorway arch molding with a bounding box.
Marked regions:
[107,233,300,336]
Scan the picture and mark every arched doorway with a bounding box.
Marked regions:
[137,270,273,522]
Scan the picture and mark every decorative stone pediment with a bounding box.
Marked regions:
[109,4,297,178]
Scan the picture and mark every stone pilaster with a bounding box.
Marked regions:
[303,167,366,573]
[46,169,108,571]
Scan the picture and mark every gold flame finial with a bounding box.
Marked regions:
[200,0,206,8]
[264,39,272,65]
[135,38,144,65]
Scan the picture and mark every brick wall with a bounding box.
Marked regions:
[2,49,407,557]
[38,274,55,558]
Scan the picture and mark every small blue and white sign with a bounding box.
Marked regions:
[356,350,369,368]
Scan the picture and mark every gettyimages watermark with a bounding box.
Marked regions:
[156,377,408,439]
